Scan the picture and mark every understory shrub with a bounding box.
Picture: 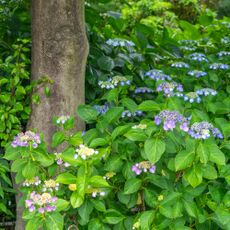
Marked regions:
[4,15,230,230]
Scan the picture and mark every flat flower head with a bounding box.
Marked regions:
[209,63,229,70]
[155,110,190,132]
[11,131,41,148]
[188,121,223,139]
[171,62,189,69]
[145,69,171,81]
[132,161,156,175]
[75,145,98,159]
[156,82,183,97]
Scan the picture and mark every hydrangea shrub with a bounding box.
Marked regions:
[4,18,230,230]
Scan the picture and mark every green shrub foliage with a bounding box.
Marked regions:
[5,12,230,229]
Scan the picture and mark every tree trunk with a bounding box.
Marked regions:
[14,0,88,229]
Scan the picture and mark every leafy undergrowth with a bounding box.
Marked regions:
[4,14,230,230]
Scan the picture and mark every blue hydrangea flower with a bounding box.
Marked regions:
[196,88,217,96]
[93,104,109,115]
[221,37,230,44]
[106,38,135,47]
[156,81,183,97]
[189,53,209,62]
[134,87,154,94]
[98,76,131,89]
[180,46,196,51]
[122,110,143,118]
[183,92,201,103]
[145,69,171,81]
[217,51,230,57]
[154,110,190,132]
[209,63,229,70]
[171,62,190,69]
[187,70,207,78]
[188,121,223,139]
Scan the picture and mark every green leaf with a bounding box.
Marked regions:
[144,138,166,164]
[104,155,123,172]
[56,172,77,184]
[4,144,21,160]
[68,132,83,146]
[90,138,107,148]
[196,142,209,164]
[51,131,65,148]
[124,178,142,194]
[78,200,93,222]
[88,219,103,230]
[77,105,98,123]
[121,98,137,112]
[88,176,110,187]
[175,149,195,171]
[22,162,37,179]
[202,164,217,180]
[97,56,115,71]
[111,124,131,140]
[140,211,155,230]
[103,209,125,224]
[70,191,84,208]
[184,165,203,188]
[103,107,124,124]
[124,129,147,142]
[90,199,106,212]
[138,100,160,111]
[159,201,183,219]
[55,199,70,212]
[26,217,42,230]
[45,212,64,230]
[11,159,27,172]
[183,200,198,218]
[208,144,226,165]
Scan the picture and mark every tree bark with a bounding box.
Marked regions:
[15,0,88,229]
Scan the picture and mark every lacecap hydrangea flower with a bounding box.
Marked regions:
[56,115,70,124]
[132,161,156,175]
[188,121,223,139]
[98,76,130,89]
[11,131,41,148]
[42,179,59,192]
[187,70,207,78]
[91,189,106,198]
[156,81,183,97]
[106,38,135,47]
[74,144,98,160]
[121,110,143,118]
[145,69,171,81]
[217,51,230,57]
[134,87,153,94]
[189,53,209,62]
[54,152,70,167]
[196,88,217,96]
[93,104,109,115]
[132,124,147,129]
[209,63,229,70]
[23,177,41,187]
[25,191,57,213]
[154,110,190,132]
[183,92,201,103]
[171,62,189,69]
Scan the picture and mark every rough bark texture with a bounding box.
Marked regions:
[14,1,88,229]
